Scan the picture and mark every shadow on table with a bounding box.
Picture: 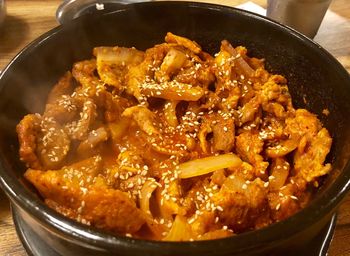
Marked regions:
[0,15,29,56]
[0,187,11,221]
[314,8,350,60]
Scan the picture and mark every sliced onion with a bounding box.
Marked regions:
[163,215,193,241]
[159,48,187,78]
[164,100,179,127]
[93,46,144,65]
[140,180,158,216]
[141,81,204,101]
[269,158,290,191]
[221,40,255,78]
[178,153,242,179]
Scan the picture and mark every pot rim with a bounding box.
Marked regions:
[1,1,350,254]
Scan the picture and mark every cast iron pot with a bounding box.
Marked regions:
[0,2,350,255]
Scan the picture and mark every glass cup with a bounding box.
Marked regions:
[267,0,333,38]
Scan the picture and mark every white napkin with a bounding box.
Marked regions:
[235,2,266,16]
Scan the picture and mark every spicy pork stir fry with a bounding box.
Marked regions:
[17,33,332,241]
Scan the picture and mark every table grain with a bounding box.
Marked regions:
[0,0,349,255]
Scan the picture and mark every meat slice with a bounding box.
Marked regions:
[173,56,215,89]
[122,105,158,135]
[17,114,70,170]
[239,95,261,125]
[265,109,327,162]
[84,188,146,233]
[267,183,302,222]
[96,91,132,123]
[259,75,288,103]
[125,44,169,101]
[65,98,97,140]
[212,175,269,232]
[284,109,321,138]
[72,60,101,93]
[294,128,332,182]
[236,131,269,177]
[262,102,286,119]
[25,156,103,199]
[25,157,146,234]
[17,114,42,169]
[198,117,212,153]
[93,46,144,90]
[47,71,74,104]
[36,117,70,170]
[212,115,235,152]
[198,113,235,153]
[44,95,78,124]
[76,127,109,157]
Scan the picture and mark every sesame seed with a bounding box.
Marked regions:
[188,218,195,224]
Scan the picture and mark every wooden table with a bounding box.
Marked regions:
[0,0,349,255]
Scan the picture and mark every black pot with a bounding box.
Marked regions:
[0,2,350,255]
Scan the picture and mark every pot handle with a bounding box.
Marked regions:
[56,0,151,24]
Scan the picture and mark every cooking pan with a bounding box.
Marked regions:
[0,2,350,255]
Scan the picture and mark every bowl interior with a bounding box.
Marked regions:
[1,1,350,254]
